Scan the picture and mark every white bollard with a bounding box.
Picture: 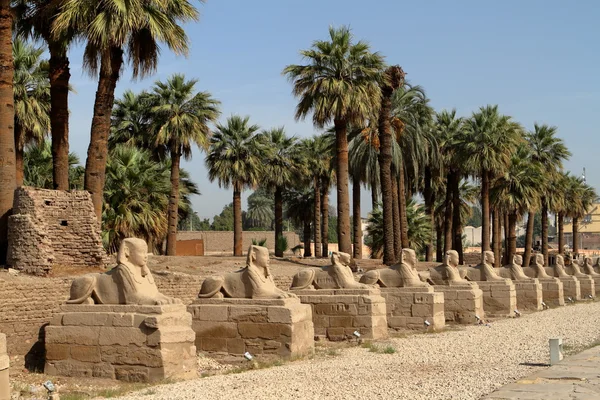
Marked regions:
[549,338,563,365]
[0,333,9,400]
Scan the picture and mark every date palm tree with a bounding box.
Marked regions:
[0,0,15,263]
[206,115,264,256]
[283,25,385,255]
[564,175,596,256]
[284,187,314,257]
[53,0,200,221]
[13,38,50,186]
[526,124,571,265]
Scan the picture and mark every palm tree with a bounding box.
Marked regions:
[526,123,571,265]
[109,90,152,150]
[246,189,274,229]
[283,25,385,255]
[377,66,405,265]
[14,0,75,190]
[459,105,521,257]
[0,0,15,263]
[53,0,200,221]
[24,140,83,189]
[284,187,314,257]
[261,127,302,257]
[564,175,596,256]
[147,74,220,255]
[206,115,264,256]
[13,39,50,186]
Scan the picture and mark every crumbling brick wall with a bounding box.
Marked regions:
[7,187,107,275]
[176,231,301,255]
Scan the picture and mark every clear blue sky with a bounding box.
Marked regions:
[65,0,600,220]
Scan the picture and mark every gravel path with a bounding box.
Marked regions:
[116,301,600,400]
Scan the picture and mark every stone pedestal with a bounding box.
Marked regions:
[45,304,197,382]
[513,280,543,311]
[0,333,9,400]
[477,280,517,318]
[379,287,445,331]
[574,276,595,299]
[589,276,600,296]
[291,288,388,341]
[188,298,314,358]
[558,276,581,301]
[432,283,484,324]
[538,278,565,307]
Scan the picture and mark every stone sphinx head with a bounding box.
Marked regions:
[482,250,494,266]
[247,245,271,277]
[534,253,544,266]
[118,238,150,277]
[401,248,417,267]
[555,254,564,266]
[444,250,459,268]
[513,255,523,266]
[584,256,593,267]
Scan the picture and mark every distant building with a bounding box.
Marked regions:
[563,202,600,250]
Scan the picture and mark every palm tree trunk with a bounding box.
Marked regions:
[424,167,434,261]
[48,44,70,190]
[333,118,352,254]
[0,0,15,264]
[84,47,123,222]
[436,222,443,262]
[303,215,312,257]
[233,181,243,256]
[352,176,362,259]
[541,197,549,266]
[391,173,401,261]
[314,177,322,258]
[377,94,395,265]
[558,211,564,255]
[503,212,510,265]
[523,211,534,268]
[321,185,329,257]
[481,169,491,251]
[398,162,409,248]
[573,216,580,256]
[451,172,463,264]
[165,151,181,256]
[371,181,378,210]
[492,208,501,267]
[507,212,517,262]
[14,123,23,186]
[443,171,453,253]
[274,186,283,257]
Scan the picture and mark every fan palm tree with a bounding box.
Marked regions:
[283,25,385,255]
[564,175,596,255]
[0,0,15,263]
[14,0,75,190]
[13,39,50,186]
[53,0,200,222]
[246,189,274,229]
[284,187,314,257]
[260,127,302,257]
[526,123,571,265]
[146,74,220,255]
[24,140,82,189]
[458,105,521,258]
[206,115,264,256]
[109,90,152,150]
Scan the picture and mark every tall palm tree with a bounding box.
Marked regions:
[261,127,302,257]
[527,123,571,265]
[13,39,50,186]
[246,189,274,229]
[564,175,596,255]
[53,0,200,221]
[0,0,15,263]
[109,90,152,150]
[459,105,521,257]
[23,140,82,189]
[14,0,75,190]
[377,66,404,265]
[146,74,220,255]
[283,25,385,255]
[206,115,264,256]
[284,187,314,257]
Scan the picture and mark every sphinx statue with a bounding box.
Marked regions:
[199,245,295,299]
[581,256,600,276]
[460,251,506,282]
[497,255,535,281]
[291,251,369,290]
[359,248,428,287]
[67,238,181,305]
[551,254,573,278]
[421,250,467,285]
[523,253,552,279]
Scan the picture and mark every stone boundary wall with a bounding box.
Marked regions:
[0,272,294,358]
[177,231,301,255]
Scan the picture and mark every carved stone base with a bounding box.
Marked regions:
[537,278,565,307]
[513,280,543,311]
[558,276,581,301]
[477,280,517,317]
[379,287,445,331]
[44,304,197,382]
[188,298,314,358]
[291,288,388,341]
[590,276,600,296]
[0,333,8,400]
[432,283,484,324]
[574,276,595,299]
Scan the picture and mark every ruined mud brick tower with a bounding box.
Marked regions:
[7,187,107,275]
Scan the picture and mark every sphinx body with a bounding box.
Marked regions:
[420,250,470,285]
[460,251,506,282]
[291,251,369,290]
[360,248,428,287]
[199,245,295,299]
[581,257,600,276]
[498,255,536,281]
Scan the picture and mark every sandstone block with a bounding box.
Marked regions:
[192,321,238,339]
[46,326,99,346]
[62,313,109,326]
[98,327,147,347]
[70,345,101,363]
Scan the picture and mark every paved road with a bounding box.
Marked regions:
[483,345,600,399]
